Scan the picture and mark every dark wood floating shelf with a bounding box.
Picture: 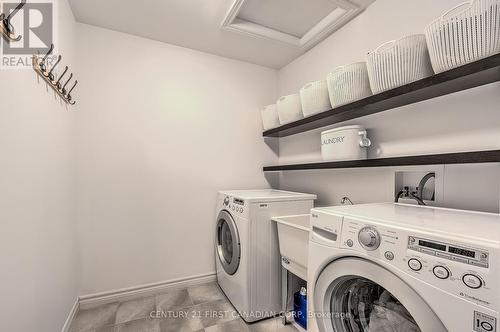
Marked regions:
[263,150,500,172]
[263,53,500,138]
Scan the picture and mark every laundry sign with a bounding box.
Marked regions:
[322,136,346,145]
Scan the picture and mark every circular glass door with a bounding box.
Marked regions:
[330,277,420,331]
[314,258,447,332]
[216,210,241,275]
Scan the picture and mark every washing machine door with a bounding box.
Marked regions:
[216,210,241,275]
[314,258,447,332]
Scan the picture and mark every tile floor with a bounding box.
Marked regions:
[70,283,299,332]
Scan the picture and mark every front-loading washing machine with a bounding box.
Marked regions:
[307,203,499,332]
[215,189,316,322]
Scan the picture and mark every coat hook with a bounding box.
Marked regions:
[1,0,26,42]
[5,0,26,21]
[66,80,78,99]
[39,44,54,72]
[55,66,69,89]
[60,73,73,95]
[46,55,62,81]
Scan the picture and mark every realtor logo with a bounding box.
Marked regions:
[1,0,55,69]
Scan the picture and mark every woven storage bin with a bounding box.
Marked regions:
[425,0,500,73]
[261,104,280,130]
[327,62,372,108]
[277,94,303,125]
[366,35,434,94]
[299,80,331,117]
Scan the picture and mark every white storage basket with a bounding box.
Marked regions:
[366,35,434,94]
[425,0,500,73]
[277,94,303,125]
[299,80,331,117]
[321,125,371,161]
[260,104,280,131]
[327,62,372,108]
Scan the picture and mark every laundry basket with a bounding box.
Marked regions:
[327,62,372,108]
[299,80,331,117]
[261,104,280,131]
[366,35,434,94]
[424,0,500,73]
[277,94,303,125]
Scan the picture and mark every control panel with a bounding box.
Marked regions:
[408,236,489,268]
[233,198,245,206]
[222,195,246,215]
[405,235,491,294]
[340,219,400,255]
[337,217,495,310]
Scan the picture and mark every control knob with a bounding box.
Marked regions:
[358,227,381,251]
[463,274,483,289]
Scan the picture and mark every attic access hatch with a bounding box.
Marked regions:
[221,0,373,50]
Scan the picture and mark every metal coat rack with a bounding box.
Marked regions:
[32,44,78,105]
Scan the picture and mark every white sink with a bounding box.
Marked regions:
[273,214,310,280]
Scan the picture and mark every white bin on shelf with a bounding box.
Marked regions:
[425,0,500,73]
[261,104,280,131]
[273,214,310,281]
[321,125,371,161]
[366,34,434,94]
[299,80,331,117]
[277,94,303,125]
[327,62,372,108]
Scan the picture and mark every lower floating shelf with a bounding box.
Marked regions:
[263,150,500,172]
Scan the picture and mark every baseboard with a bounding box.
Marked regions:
[79,272,217,309]
[61,298,79,332]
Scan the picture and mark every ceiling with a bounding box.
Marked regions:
[68,0,373,69]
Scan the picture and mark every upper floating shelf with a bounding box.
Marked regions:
[263,54,500,138]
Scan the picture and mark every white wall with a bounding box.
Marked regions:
[75,24,278,295]
[276,0,500,213]
[0,1,79,331]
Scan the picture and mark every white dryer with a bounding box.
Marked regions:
[215,189,316,322]
[307,203,499,332]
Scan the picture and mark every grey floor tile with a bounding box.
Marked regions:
[95,326,115,332]
[115,297,156,324]
[187,283,225,305]
[156,289,193,311]
[70,303,119,332]
[203,317,298,332]
[115,318,160,332]
[194,299,239,328]
[278,323,299,332]
[158,309,204,332]
[248,317,282,332]
[69,284,294,332]
[204,318,250,332]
